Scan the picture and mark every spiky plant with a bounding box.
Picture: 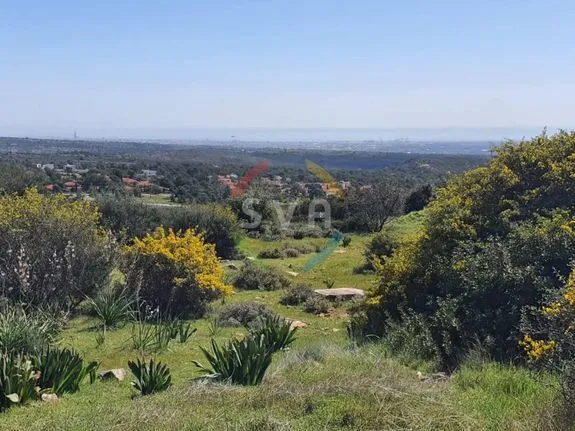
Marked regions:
[128,358,172,395]
[31,347,98,396]
[250,316,297,353]
[193,335,274,386]
[88,289,134,329]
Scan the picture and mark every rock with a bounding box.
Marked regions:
[416,371,449,382]
[313,288,365,299]
[227,263,239,270]
[41,393,58,403]
[286,271,299,277]
[290,320,308,329]
[99,368,127,382]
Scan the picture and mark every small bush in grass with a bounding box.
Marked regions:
[342,235,352,247]
[32,347,98,396]
[304,296,330,314]
[0,306,64,355]
[280,284,314,306]
[249,316,297,353]
[233,263,291,291]
[88,289,134,329]
[218,302,276,328]
[0,353,39,410]
[257,248,284,259]
[283,248,300,258]
[128,358,172,395]
[193,336,274,386]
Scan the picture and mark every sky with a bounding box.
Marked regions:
[1,0,575,141]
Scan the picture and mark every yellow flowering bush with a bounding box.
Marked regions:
[124,227,231,318]
[0,189,114,309]
[354,131,575,368]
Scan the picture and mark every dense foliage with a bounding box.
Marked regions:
[123,228,232,318]
[0,189,114,310]
[360,131,575,368]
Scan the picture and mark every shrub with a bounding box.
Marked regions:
[404,184,433,213]
[342,235,352,247]
[123,227,232,318]
[257,248,284,259]
[32,347,98,396]
[128,358,172,395]
[233,263,291,292]
[280,284,314,306]
[98,197,242,259]
[0,306,63,355]
[0,189,114,310]
[249,316,297,353]
[218,302,275,328]
[283,248,300,258]
[521,269,575,422]
[304,296,330,314]
[0,353,39,411]
[359,131,575,368]
[88,289,134,329]
[193,336,273,386]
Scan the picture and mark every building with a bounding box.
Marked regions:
[63,181,78,192]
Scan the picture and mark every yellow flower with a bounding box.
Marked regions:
[519,335,556,361]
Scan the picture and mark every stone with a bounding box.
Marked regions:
[99,368,127,382]
[41,393,58,403]
[290,320,308,329]
[286,271,299,277]
[313,288,365,299]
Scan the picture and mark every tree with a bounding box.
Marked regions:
[343,184,403,232]
[404,184,433,213]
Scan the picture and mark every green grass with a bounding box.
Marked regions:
[381,209,427,242]
[237,234,378,290]
[0,287,557,431]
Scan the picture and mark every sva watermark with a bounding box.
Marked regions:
[233,159,344,271]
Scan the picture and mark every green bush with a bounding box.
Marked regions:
[32,347,98,396]
[88,289,134,329]
[283,248,300,258]
[249,316,297,353]
[193,336,274,386]
[280,284,314,306]
[0,306,64,355]
[342,235,352,247]
[257,248,284,259]
[128,358,172,395]
[359,131,575,368]
[218,302,276,328]
[304,296,330,314]
[0,353,39,411]
[0,190,114,311]
[233,263,291,291]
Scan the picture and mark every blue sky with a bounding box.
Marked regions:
[1,1,574,140]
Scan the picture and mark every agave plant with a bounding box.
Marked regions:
[0,353,39,411]
[250,316,297,353]
[88,289,134,329]
[174,320,196,344]
[131,321,157,352]
[128,358,172,395]
[31,347,98,396]
[193,335,274,386]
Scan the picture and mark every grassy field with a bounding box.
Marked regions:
[0,213,559,430]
